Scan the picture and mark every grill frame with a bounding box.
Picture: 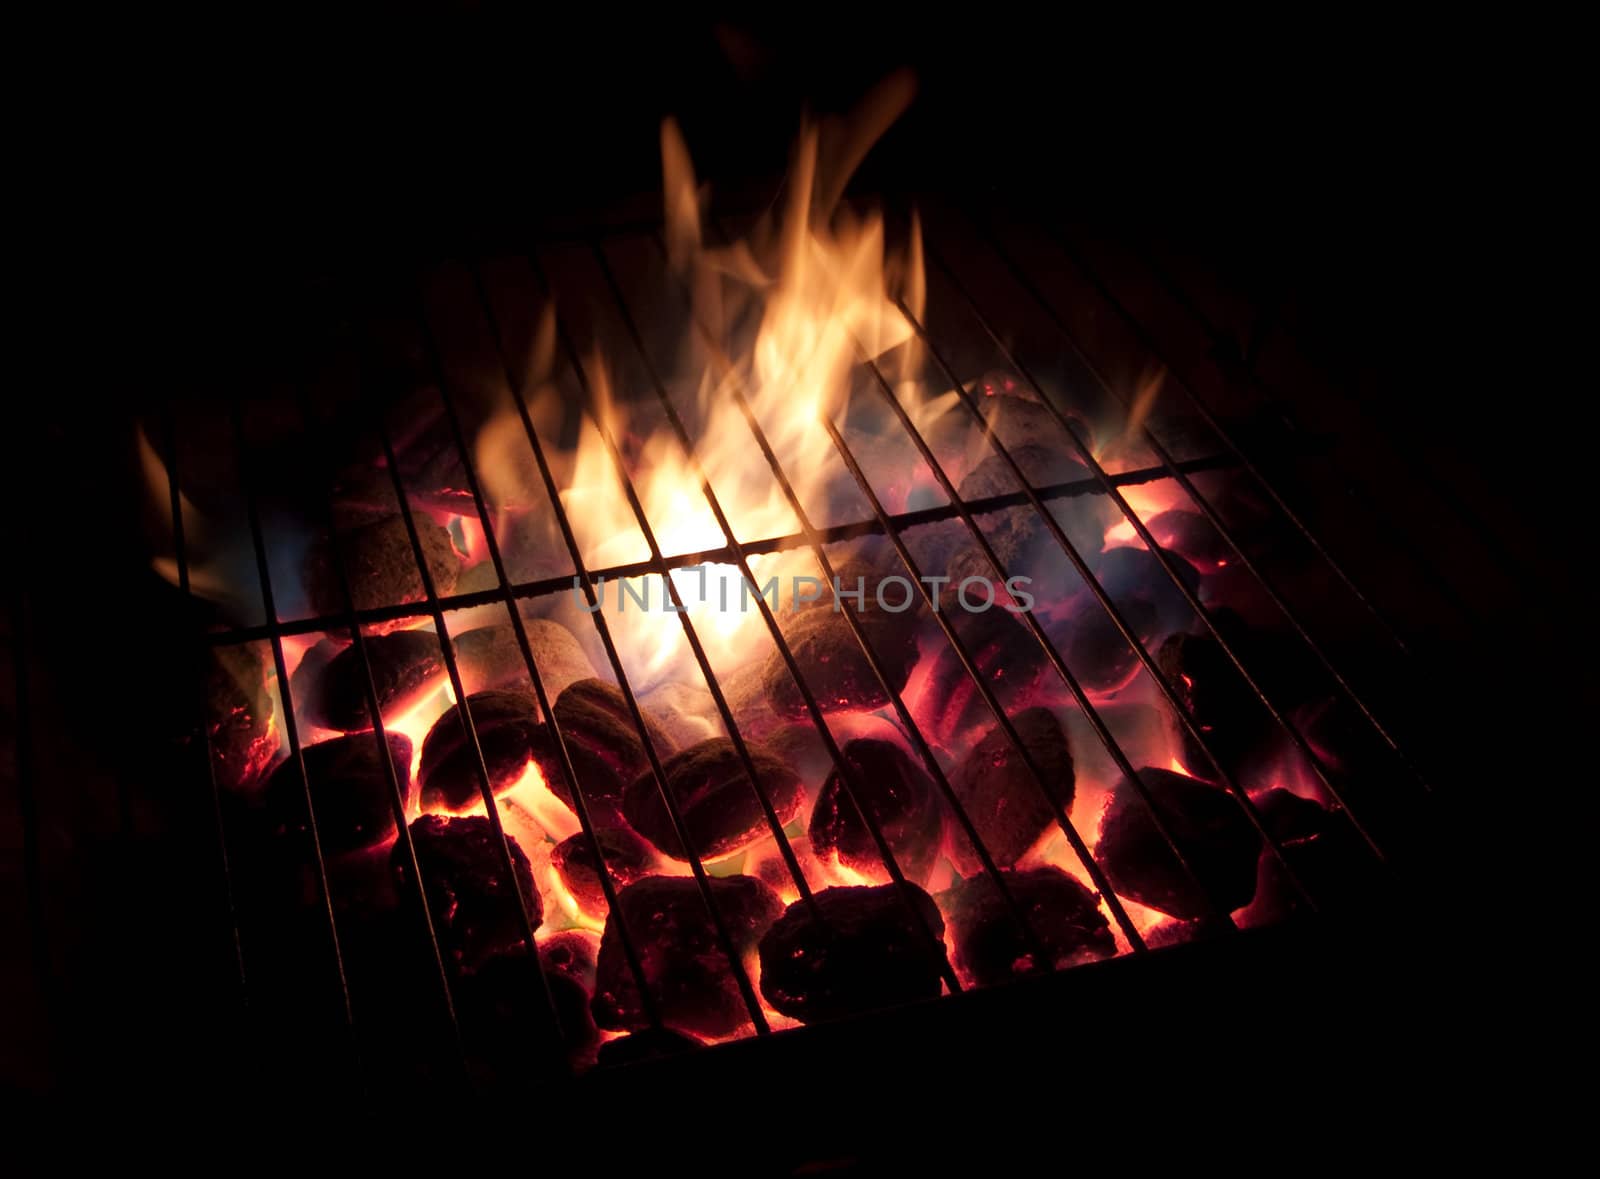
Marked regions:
[154,199,1444,1091]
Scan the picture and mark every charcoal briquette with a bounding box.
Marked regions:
[533,678,675,827]
[394,813,541,973]
[756,884,947,1023]
[1155,618,1270,778]
[946,866,1115,985]
[948,706,1074,873]
[302,512,461,624]
[418,689,541,810]
[454,616,595,698]
[760,603,919,721]
[622,737,804,861]
[956,443,1088,577]
[207,643,277,789]
[297,629,445,733]
[1057,595,1157,692]
[539,928,599,986]
[455,934,599,1077]
[263,732,412,856]
[551,825,658,914]
[591,875,782,1038]
[1096,766,1261,920]
[809,737,943,883]
[596,1027,702,1066]
[1146,509,1233,574]
[639,680,721,750]
[1093,544,1200,634]
[921,602,1055,742]
[1256,786,1380,906]
[975,391,1088,455]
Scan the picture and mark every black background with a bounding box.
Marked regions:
[52,8,1567,564]
[56,9,1509,360]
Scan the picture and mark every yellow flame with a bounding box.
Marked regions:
[138,424,231,599]
[479,95,923,682]
[1101,477,1189,551]
[1106,362,1166,459]
[661,119,703,271]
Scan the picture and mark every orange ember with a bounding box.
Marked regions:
[1101,477,1189,551]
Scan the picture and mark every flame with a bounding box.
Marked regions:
[1026,806,1159,951]
[543,858,605,931]
[497,757,581,842]
[273,631,453,791]
[819,849,880,889]
[138,423,259,613]
[474,98,922,683]
[384,688,453,788]
[661,119,703,271]
[1104,363,1166,458]
[1101,477,1190,551]
[140,425,207,585]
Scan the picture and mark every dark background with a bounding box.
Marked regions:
[61,7,1563,564]
[62,11,1503,347]
[7,7,1569,1156]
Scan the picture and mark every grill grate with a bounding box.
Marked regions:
[162,200,1437,1087]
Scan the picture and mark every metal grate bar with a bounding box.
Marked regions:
[197,455,1238,649]
[228,400,359,1042]
[452,266,777,1037]
[403,291,671,1037]
[526,244,932,1014]
[973,210,1417,661]
[1123,235,1498,625]
[586,240,1053,978]
[954,232,1434,796]
[287,384,468,1072]
[165,192,1447,1087]
[639,227,1152,951]
[497,270,825,922]
[165,409,247,999]
[698,208,1310,920]
[881,297,1323,908]
[842,329,1292,921]
[356,341,577,1073]
[920,240,1389,861]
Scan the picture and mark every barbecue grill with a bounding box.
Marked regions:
[5,15,1555,1166]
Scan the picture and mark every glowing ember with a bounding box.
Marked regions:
[384,687,452,788]
[498,757,580,842]
[1101,477,1190,551]
[543,858,601,931]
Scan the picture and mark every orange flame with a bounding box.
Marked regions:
[1101,477,1191,551]
[476,96,924,682]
